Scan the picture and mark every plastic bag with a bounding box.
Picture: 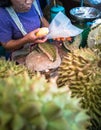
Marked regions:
[47,12,83,39]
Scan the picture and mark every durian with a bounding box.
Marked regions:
[57,48,101,129]
[36,27,49,37]
[0,72,89,130]
[25,42,61,73]
[63,34,82,51]
[0,57,34,78]
[38,42,57,62]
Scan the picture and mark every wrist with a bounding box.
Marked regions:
[22,34,31,44]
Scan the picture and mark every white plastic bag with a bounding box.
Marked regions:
[47,12,83,39]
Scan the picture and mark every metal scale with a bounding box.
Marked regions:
[70,0,101,28]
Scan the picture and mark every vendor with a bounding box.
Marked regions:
[0,0,49,59]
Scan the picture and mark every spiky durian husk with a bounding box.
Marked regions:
[0,57,34,78]
[57,48,101,129]
[0,72,89,130]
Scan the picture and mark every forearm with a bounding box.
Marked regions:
[2,36,29,51]
[41,17,49,27]
[1,28,48,51]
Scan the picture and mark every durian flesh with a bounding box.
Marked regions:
[38,42,57,62]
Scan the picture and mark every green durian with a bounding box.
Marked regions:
[0,72,89,130]
[47,118,68,130]
[30,115,47,130]
[42,101,62,120]
[19,101,42,119]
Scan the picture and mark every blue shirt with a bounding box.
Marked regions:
[0,0,43,43]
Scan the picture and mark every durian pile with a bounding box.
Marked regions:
[1,21,101,130]
[0,71,90,130]
[0,57,34,78]
[57,48,101,129]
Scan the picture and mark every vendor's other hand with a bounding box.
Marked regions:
[25,28,47,44]
[53,37,72,42]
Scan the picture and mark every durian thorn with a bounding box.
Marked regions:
[77,63,91,72]
[79,56,89,63]
[72,60,85,66]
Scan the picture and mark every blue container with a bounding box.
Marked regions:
[0,46,5,56]
[50,5,65,21]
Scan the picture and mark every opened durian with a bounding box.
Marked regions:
[0,72,89,130]
[57,48,101,129]
[25,42,61,73]
[63,34,82,51]
[38,42,57,62]
[63,27,90,51]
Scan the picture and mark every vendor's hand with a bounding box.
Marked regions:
[25,28,47,44]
